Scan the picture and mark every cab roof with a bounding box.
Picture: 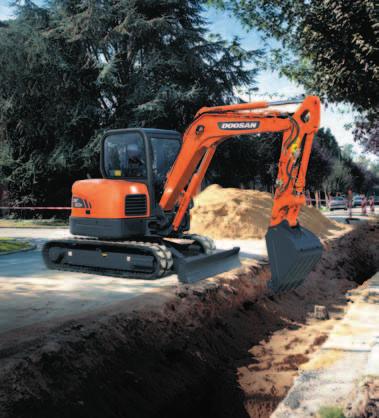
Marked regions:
[105,128,181,138]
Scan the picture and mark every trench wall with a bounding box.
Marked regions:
[0,222,378,418]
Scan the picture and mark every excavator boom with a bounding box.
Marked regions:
[159,96,322,291]
[161,96,320,230]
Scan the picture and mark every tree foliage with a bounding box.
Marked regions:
[209,127,378,194]
[0,2,100,205]
[210,0,379,154]
[208,133,281,190]
[0,0,377,209]
[307,129,336,191]
[322,160,353,194]
[309,128,378,194]
[208,128,337,192]
[353,112,379,155]
[0,0,258,205]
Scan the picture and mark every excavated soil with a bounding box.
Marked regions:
[190,185,347,239]
[0,222,378,418]
[347,377,379,417]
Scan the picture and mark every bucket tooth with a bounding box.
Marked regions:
[265,221,322,293]
[175,247,241,284]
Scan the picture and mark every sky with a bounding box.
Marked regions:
[0,1,11,20]
[204,8,362,154]
[0,1,365,156]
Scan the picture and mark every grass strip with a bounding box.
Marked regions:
[0,219,68,228]
[0,238,31,253]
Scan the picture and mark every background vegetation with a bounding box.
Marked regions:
[0,0,377,210]
[210,0,379,155]
[0,237,30,253]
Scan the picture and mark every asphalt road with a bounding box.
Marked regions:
[0,228,266,334]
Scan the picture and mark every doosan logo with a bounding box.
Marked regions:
[218,121,260,130]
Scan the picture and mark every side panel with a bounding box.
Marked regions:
[69,217,148,239]
[71,179,150,219]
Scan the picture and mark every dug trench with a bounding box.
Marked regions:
[0,222,378,418]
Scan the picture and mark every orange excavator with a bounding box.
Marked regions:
[43,96,322,292]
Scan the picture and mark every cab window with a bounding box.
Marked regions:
[103,133,147,179]
[151,137,181,199]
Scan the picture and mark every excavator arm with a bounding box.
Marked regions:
[160,96,322,292]
[160,96,320,230]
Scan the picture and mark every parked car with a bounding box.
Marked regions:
[374,195,379,205]
[329,196,347,211]
[353,195,363,207]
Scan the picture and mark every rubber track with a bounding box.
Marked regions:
[42,238,173,280]
[182,234,216,254]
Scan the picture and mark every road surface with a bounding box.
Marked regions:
[0,227,266,334]
[323,206,378,223]
[1,207,376,335]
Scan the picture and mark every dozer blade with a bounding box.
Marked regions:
[174,247,241,284]
[265,221,323,293]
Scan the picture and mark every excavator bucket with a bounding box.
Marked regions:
[174,247,241,284]
[265,221,323,293]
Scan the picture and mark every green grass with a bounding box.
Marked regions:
[0,238,31,253]
[0,218,68,228]
[318,406,345,418]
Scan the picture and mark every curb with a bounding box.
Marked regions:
[0,243,37,256]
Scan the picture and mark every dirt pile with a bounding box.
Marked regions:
[190,185,346,239]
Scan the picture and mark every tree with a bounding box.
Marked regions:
[210,0,379,154]
[208,128,337,192]
[207,133,281,190]
[323,160,353,194]
[0,2,101,206]
[306,142,333,192]
[353,113,379,156]
[0,0,259,205]
[341,144,355,160]
[343,157,377,194]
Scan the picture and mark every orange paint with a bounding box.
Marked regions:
[71,179,150,219]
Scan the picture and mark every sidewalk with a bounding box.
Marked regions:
[272,272,379,417]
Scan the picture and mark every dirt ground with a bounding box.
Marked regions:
[0,221,377,418]
[239,280,354,417]
[347,377,379,417]
[190,185,348,239]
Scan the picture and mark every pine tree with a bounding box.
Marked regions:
[0,0,259,205]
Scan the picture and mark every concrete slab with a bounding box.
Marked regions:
[366,344,379,376]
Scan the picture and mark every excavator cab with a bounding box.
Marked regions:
[102,130,181,180]
[68,129,184,240]
[101,129,182,203]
